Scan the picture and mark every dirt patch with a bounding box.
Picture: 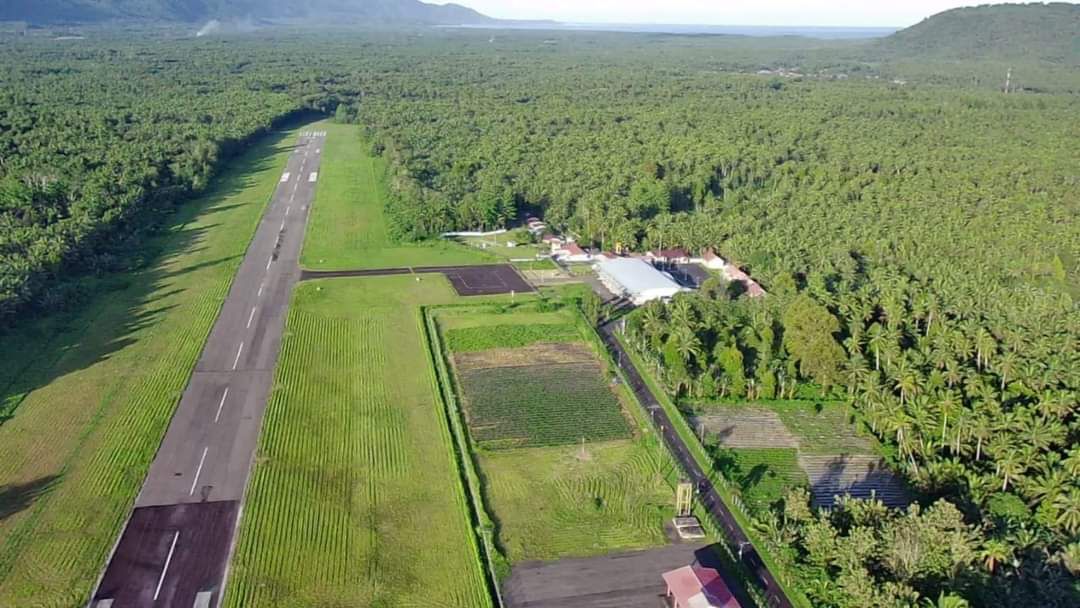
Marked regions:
[454,342,595,371]
[689,408,800,449]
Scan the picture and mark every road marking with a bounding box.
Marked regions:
[309,172,318,182]
[266,256,273,271]
[285,206,291,216]
[153,531,180,600]
[232,342,244,370]
[257,284,264,298]
[280,220,286,231]
[193,591,214,608]
[280,172,290,183]
[247,307,257,328]
[316,148,321,154]
[214,388,229,423]
[189,447,208,496]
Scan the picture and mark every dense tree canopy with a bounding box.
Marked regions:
[0,24,1076,606]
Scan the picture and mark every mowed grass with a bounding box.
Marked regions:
[445,323,581,352]
[0,127,301,605]
[480,440,674,563]
[301,122,496,270]
[225,277,492,608]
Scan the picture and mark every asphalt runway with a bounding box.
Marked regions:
[300,263,535,296]
[91,129,326,608]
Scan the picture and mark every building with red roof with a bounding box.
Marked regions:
[662,564,741,608]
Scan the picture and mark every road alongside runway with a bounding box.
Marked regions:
[91,129,327,608]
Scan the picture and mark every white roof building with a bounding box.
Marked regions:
[595,258,686,305]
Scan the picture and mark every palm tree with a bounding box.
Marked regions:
[980,538,1013,574]
[995,448,1026,492]
[893,359,921,405]
[994,350,1019,390]
[1053,487,1080,535]
[867,323,887,371]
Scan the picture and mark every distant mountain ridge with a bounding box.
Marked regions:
[0,0,496,25]
[876,2,1080,64]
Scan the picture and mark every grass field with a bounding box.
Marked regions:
[0,126,301,605]
[445,322,582,353]
[301,122,497,270]
[435,306,675,564]
[225,277,493,607]
[480,440,674,563]
[709,447,808,514]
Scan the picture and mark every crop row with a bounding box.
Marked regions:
[225,308,490,607]
[459,362,630,448]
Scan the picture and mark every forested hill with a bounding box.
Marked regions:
[0,0,494,25]
[876,2,1080,63]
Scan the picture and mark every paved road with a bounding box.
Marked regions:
[503,543,708,608]
[91,129,327,608]
[599,322,794,608]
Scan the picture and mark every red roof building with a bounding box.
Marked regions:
[662,565,741,608]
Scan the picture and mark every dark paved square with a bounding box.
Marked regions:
[434,264,535,296]
[93,501,238,607]
[502,543,718,608]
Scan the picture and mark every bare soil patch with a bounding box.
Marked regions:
[454,342,594,371]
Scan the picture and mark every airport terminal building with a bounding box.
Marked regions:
[595,257,687,305]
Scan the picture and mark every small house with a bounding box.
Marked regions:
[700,249,728,270]
[662,564,740,608]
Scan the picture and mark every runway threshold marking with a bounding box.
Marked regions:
[153,531,180,600]
[232,342,244,370]
[189,447,208,496]
[247,307,257,329]
[279,172,290,183]
[214,388,229,423]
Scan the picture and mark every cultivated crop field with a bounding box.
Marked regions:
[459,362,630,448]
[225,278,492,607]
[435,305,676,563]
[0,127,300,605]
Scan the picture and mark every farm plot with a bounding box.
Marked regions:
[458,362,629,449]
[225,278,491,608]
[436,307,675,563]
[694,401,902,513]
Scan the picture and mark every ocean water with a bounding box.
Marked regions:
[450,22,897,40]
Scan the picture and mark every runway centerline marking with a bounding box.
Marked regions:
[153,530,180,600]
[266,256,273,271]
[232,342,244,370]
[214,388,229,423]
[189,447,208,496]
[257,284,264,298]
[285,206,291,216]
[280,220,286,231]
[247,307,257,329]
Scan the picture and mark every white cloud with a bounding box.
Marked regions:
[443,0,1041,27]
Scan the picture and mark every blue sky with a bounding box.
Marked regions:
[444,1,1031,27]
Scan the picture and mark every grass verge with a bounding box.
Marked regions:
[301,122,497,270]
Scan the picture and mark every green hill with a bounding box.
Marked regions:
[876,2,1080,64]
[0,0,495,25]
